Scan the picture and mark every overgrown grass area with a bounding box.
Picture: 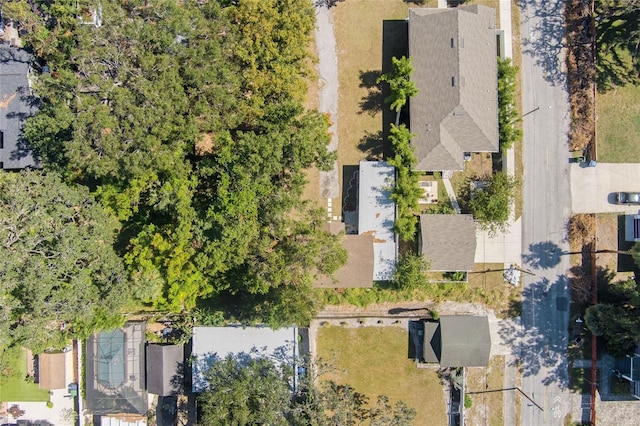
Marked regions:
[466,356,505,426]
[316,326,446,425]
[319,262,521,317]
[596,84,640,162]
[0,348,50,402]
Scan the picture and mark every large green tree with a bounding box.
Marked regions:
[0,171,126,352]
[23,0,343,323]
[387,124,422,241]
[465,172,519,235]
[198,354,416,426]
[377,56,418,113]
[596,0,640,89]
[585,277,640,355]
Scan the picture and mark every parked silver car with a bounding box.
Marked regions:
[614,192,640,205]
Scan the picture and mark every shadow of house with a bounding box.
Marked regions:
[85,322,148,417]
[408,6,499,173]
[0,44,38,170]
[413,316,491,367]
[418,214,476,273]
[146,344,184,396]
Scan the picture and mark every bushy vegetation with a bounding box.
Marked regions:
[464,172,519,235]
[387,124,422,241]
[0,171,127,352]
[3,0,346,353]
[497,58,522,151]
[393,253,431,290]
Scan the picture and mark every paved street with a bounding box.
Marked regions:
[519,0,572,424]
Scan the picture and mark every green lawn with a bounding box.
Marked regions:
[597,84,640,162]
[0,348,50,402]
[316,326,447,425]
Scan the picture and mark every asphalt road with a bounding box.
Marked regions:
[519,0,573,424]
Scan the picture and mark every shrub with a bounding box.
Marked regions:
[464,394,473,409]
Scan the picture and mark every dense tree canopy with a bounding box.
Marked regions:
[17,0,344,324]
[585,276,640,355]
[596,0,640,89]
[198,354,416,426]
[0,171,126,352]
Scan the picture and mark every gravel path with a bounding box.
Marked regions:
[314,6,339,200]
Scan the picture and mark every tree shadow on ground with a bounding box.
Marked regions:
[522,240,562,269]
[520,0,567,87]
[499,274,570,390]
[358,70,384,116]
[357,130,390,160]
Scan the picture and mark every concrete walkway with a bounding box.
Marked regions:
[314,6,340,204]
[442,178,461,213]
[570,163,640,214]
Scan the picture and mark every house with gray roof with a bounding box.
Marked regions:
[408,5,498,172]
[419,214,476,271]
[0,44,37,170]
[420,316,491,367]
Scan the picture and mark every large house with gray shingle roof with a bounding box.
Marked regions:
[408,5,499,172]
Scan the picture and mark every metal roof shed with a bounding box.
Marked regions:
[358,161,396,281]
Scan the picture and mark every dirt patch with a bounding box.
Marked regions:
[465,356,505,426]
[195,133,214,156]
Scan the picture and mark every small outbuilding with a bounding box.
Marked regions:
[146,344,184,396]
[358,161,396,281]
[421,315,491,367]
[38,352,66,390]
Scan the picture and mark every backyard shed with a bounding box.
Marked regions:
[146,344,184,396]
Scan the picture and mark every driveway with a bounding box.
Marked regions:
[570,163,640,214]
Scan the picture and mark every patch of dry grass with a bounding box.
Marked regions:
[466,355,505,426]
[316,325,446,425]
